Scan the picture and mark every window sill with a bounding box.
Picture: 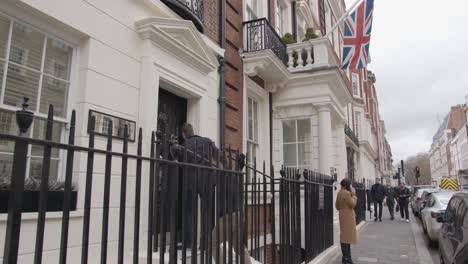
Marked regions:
[0,210,84,223]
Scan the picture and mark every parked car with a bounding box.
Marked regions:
[438,192,468,264]
[411,185,434,196]
[420,191,455,246]
[412,187,437,217]
[417,189,439,216]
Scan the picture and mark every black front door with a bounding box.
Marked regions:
[156,88,188,242]
[157,89,188,143]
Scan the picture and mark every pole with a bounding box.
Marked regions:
[325,0,363,38]
[400,160,405,184]
[397,167,401,186]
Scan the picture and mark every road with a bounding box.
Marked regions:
[413,212,440,264]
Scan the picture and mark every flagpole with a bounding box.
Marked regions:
[325,0,364,38]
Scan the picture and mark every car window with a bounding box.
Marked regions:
[456,202,467,227]
[446,198,460,224]
[463,202,468,227]
[429,196,436,207]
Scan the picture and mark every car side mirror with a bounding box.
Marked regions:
[437,215,446,223]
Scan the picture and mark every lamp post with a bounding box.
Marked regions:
[3,97,34,263]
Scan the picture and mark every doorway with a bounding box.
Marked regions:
[157,88,188,143]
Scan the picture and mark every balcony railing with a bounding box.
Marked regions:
[243,18,288,65]
[287,38,338,72]
[162,0,204,32]
[345,124,360,147]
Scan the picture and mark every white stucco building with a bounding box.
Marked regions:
[0,0,224,262]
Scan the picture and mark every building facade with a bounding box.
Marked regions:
[430,103,467,185]
[449,96,468,186]
[0,0,391,262]
[344,68,392,185]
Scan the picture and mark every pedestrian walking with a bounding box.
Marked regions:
[396,182,411,222]
[384,185,397,220]
[335,178,357,264]
[178,123,220,248]
[371,178,385,222]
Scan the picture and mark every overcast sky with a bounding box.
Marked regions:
[344,0,468,162]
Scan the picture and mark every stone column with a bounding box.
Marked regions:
[318,105,333,175]
[336,121,347,182]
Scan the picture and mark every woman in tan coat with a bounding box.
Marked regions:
[335,178,357,264]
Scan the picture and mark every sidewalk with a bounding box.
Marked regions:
[332,209,422,264]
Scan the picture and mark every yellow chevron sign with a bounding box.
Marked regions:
[441,178,459,191]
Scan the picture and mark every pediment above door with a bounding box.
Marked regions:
[136,17,218,74]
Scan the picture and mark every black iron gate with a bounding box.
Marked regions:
[0,102,336,264]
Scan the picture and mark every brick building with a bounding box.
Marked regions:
[430,103,467,185]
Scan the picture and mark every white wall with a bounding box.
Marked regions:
[0,0,221,262]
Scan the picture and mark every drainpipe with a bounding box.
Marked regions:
[292,1,297,41]
[218,0,226,151]
[269,92,273,168]
[268,0,272,21]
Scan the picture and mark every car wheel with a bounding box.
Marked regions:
[422,221,427,234]
[428,238,437,248]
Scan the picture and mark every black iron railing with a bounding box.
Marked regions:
[243,18,288,65]
[278,167,334,263]
[1,102,336,264]
[162,0,204,32]
[352,180,367,225]
[345,124,360,147]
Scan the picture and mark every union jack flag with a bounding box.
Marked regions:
[342,0,374,70]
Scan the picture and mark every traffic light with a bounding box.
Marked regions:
[415,166,421,178]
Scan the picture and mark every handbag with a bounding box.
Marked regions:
[396,204,400,212]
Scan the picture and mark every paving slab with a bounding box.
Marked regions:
[332,209,427,264]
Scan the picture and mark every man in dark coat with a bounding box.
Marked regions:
[179,123,220,248]
[385,185,398,220]
[371,178,385,222]
[396,182,411,222]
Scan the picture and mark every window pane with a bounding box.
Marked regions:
[0,153,13,182]
[0,110,18,153]
[0,16,10,59]
[10,22,44,70]
[298,143,313,168]
[248,98,253,140]
[253,100,258,141]
[29,157,59,184]
[297,119,311,142]
[39,76,68,117]
[283,120,296,143]
[4,64,40,109]
[0,62,4,97]
[247,141,257,165]
[31,118,63,158]
[283,144,297,167]
[44,38,72,80]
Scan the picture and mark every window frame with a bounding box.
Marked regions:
[354,111,361,139]
[0,12,76,183]
[245,0,260,20]
[352,73,360,97]
[282,118,313,170]
[247,96,259,165]
[275,0,284,36]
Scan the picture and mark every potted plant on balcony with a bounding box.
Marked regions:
[302,28,319,41]
[281,33,300,67]
[281,33,297,45]
[0,176,78,213]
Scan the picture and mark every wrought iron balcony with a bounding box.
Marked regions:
[345,124,360,147]
[161,0,204,32]
[243,18,288,65]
